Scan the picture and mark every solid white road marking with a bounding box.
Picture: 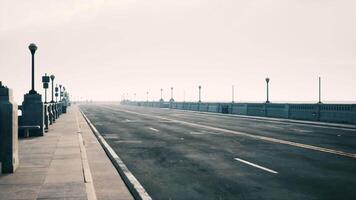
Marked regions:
[81,110,152,200]
[114,108,356,159]
[148,127,159,132]
[234,158,278,174]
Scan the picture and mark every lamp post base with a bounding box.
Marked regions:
[21,93,44,137]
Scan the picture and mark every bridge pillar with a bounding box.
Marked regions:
[0,82,19,173]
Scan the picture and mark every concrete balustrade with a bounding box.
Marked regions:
[122,101,356,125]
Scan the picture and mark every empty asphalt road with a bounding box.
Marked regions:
[79,103,356,200]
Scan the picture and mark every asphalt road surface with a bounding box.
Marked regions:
[79,103,356,200]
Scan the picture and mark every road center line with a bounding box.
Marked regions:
[114,107,356,159]
[234,158,278,174]
[148,127,159,132]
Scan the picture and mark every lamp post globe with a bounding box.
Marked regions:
[28,43,37,54]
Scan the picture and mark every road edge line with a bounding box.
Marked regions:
[79,109,152,200]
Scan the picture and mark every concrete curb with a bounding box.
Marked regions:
[79,109,152,200]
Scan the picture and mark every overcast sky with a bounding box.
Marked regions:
[1,0,355,103]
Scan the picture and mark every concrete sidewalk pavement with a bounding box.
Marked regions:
[0,106,133,200]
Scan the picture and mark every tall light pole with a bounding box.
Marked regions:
[42,73,50,103]
[318,77,322,104]
[29,43,38,94]
[50,75,55,103]
[134,93,136,102]
[146,91,149,102]
[265,78,270,103]
[59,85,62,101]
[170,87,174,102]
[232,85,235,103]
[198,85,202,103]
[55,84,59,102]
[160,88,163,101]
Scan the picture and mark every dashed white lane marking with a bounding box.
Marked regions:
[148,127,159,132]
[115,108,356,159]
[291,129,313,133]
[234,158,278,174]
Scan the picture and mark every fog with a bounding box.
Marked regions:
[1,0,355,103]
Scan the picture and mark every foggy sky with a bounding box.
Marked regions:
[1,0,355,103]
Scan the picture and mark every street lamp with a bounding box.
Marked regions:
[170,87,174,102]
[160,88,163,101]
[55,84,59,102]
[232,85,235,103]
[50,75,55,103]
[198,85,202,103]
[146,91,149,102]
[28,43,38,94]
[318,77,322,104]
[42,73,50,103]
[59,85,63,101]
[265,78,270,103]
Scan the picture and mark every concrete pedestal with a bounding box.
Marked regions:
[21,93,44,136]
[44,104,49,132]
[58,102,62,116]
[55,103,59,118]
[0,86,19,173]
[62,104,67,113]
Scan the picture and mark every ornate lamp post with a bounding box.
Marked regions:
[265,77,270,103]
[50,75,55,103]
[55,84,59,102]
[28,43,38,94]
[198,85,202,103]
[42,73,50,103]
[59,85,62,101]
[170,87,174,102]
[232,85,235,103]
[318,77,322,104]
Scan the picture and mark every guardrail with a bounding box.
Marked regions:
[121,101,356,125]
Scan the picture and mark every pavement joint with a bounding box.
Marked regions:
[76,110,97,200]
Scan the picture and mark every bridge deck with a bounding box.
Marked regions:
[80,103,356,200]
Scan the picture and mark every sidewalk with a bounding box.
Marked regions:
[0,106,133,200]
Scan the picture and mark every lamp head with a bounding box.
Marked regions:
[50,75,55,80]
[265,78,270,83]
[28,43,37,54]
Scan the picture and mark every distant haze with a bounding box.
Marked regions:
[1,0,355,103]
